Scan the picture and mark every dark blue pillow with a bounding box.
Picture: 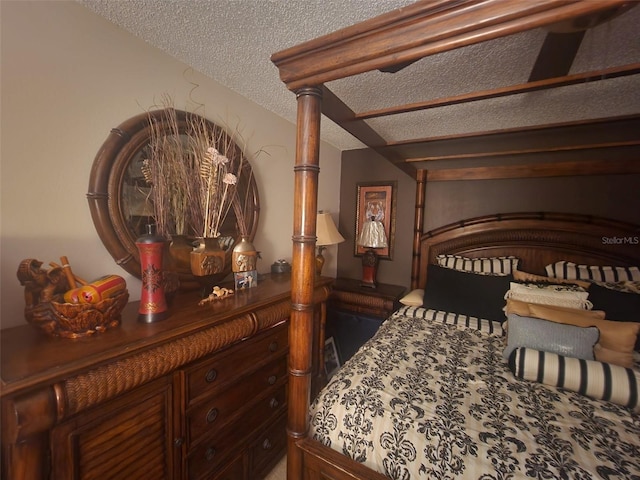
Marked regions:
[422,264,512,323]
[588,283,640,350]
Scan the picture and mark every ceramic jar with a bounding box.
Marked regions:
[232,236,258,272]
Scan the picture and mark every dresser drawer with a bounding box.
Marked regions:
[211,454,245,480]
[185,323,288,404]
[187,384,287,480]
[186,355,287,446]
[249,413,287,478]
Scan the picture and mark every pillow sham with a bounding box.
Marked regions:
[509,347,639,412]
[504,299,606,320]
[545,261,640,282]
[503,313,599,361]
[588,283,640,351]
[505,281,593,310]
[399,289,424,307]
[593,280,640,294]
[527,303,640,368]
[588,283,640,322]
[436,254,519,275]
[422,264,512,323]
[512,269,591,289]
[593,344,637,369]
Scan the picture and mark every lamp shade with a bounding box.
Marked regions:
[316,212,345,246]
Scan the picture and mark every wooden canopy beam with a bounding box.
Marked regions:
[271,0,629,91]
[355,63,640,120]
[425,158,640,182]
[321,86,417,178]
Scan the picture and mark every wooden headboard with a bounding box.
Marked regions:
[415,212,640,289]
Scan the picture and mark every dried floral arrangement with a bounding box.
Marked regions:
[141,101,255,241]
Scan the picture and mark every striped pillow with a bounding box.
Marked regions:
[399,306,503,336]
[545,261,640,282]
[509,347,639,412]
[437,254,519,275]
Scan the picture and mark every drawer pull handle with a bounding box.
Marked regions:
[174,437,184,447]
[269,398,279,409]
[267,375,277,385]
[262,438,272,450]
[268,341,278,352]
[206,408,219,424]
[205,369,217,383]
[205,447,216,461]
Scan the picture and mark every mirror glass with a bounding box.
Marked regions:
[88,109,259,289]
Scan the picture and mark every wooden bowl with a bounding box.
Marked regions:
[25,290,129,338]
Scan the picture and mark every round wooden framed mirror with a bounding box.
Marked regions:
[87,109,260,288]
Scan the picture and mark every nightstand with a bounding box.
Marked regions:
[326,277,405,364]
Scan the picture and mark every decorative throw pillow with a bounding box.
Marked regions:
[504,282,592,310]
[509,347,640,412]
[422,264,512,323]
[504,299,606,320]
[436,254,519,275]
[527,303,640,368]
[593,344,637,369]
[503,314,599,361]
[545,261,640,282]
[399,289,424,307]
[593,280,640,294]
[588,283,640,351]
[513,269,591,289]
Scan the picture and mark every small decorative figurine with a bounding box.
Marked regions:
[198,286,234,305]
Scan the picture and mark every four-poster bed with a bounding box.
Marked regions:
[271,1,639,479]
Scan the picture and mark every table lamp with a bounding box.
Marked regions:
[357,217,388,288]
[316,211,345,276]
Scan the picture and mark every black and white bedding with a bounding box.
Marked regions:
[309,306,640,480]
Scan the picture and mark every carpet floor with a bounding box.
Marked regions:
[264,454,286,480]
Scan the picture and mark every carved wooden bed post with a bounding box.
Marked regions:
[288,86,322,480]
[411,169,427,290]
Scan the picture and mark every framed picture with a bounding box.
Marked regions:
[234,270,258,290]
[324,336,340,379]
[354,181,397,260]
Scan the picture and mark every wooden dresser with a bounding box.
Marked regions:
[1,274,332,480]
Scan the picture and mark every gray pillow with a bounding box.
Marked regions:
[503,314,599,361]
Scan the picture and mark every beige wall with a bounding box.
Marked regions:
[0,1,342,329]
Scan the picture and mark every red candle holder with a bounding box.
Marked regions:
[136,225,168,323]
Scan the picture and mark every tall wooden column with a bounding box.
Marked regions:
[411,169,427,290]
[287,85,322,480]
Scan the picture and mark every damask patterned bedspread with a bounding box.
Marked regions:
[310,306,640,479]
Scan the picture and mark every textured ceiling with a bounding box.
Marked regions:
[78,0,640,151]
